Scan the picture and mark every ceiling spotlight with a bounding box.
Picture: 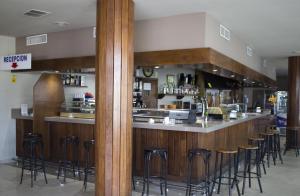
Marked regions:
[230,74,235,78]
[252,81,255,84]
[154,66,160,69]
[243,78,247,81]
[212,69,218,72]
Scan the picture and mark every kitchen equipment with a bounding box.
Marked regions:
[229,110,238,119]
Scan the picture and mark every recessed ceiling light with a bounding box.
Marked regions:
[243,78,247,81]
[230,74,235,77]
[53,21,70,27]
[154,66,160,69]
[212,69,218,72]
[252,81,255,84]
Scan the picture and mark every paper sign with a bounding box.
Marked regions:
[0,53,32,70]
[21,104,28,116]
[11,74,16,84]
[143,83,151,91]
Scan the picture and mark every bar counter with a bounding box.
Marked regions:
[132,113,272,182]
[133,113,269,133]
[12,108,272,181]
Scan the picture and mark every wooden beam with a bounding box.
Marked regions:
[95,0,134,195]
[134,48,276,87]
[12,56,95,72]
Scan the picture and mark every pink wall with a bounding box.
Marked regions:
[134,13,206,52]
[16,27,95,60]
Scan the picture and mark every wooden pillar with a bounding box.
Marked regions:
[95,0,134,195]
[287,56,300,148]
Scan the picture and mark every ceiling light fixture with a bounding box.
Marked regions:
[212,69,218,72]
[230,74,235,78]
[53,21,70,27]
[154,66,160,69]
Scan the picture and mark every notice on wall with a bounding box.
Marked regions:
[11,74,16,84]
[143,83,152,91]
[0,53,32,70]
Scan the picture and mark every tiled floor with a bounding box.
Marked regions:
[1,150,300,196]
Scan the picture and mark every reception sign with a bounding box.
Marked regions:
[0,53,31,70]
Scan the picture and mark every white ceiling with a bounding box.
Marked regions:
[0,0,96,37]
[1,0,298,75]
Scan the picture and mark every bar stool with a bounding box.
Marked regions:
[20,133,47,187]
[248,137,266,175]
[237,145,263,195]
[83,139,95,191]
[259,132,276,167]
[267,125,283,164]
[57,136,81,183]
[284,128,300,156]
[211,148,241,196]
[142,148,168,196]
[186,148,211,196]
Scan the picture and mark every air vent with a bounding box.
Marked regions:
[246,46,253,57]
[24,9,51,17]
[26,34,47,46]
[220,24,231,41]
[93,27,96,38]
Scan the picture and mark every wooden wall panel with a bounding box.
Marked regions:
[133,118,271,182]
[16,119,33,157]
[33,73,65,158]
[48,122,95,165]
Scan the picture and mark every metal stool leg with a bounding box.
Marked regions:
[210,152,219,196]
[256,149,263,193]
[186,153,192,196]
[217,153,223,194]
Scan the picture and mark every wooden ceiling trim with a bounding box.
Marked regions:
[134,48,276,86]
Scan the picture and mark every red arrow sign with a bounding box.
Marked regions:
[11,62,18,69]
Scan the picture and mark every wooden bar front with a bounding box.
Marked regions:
[133,118,265,182]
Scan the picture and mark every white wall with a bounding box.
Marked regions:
[134,13,206,52]
[134,12,276,80]
[0,35,41,162]
[204,14,276,80]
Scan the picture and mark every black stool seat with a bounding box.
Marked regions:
[20,133,47,187]
[83,139,95,191]
[237,145,263,194]
[186,148,211,196]
[142,148,168,196]
[57,135,81,183]
[211,148,241,196]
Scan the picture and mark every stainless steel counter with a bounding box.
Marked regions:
[11,108,33,120]
[133,113,270,133]
[44,116,95,125]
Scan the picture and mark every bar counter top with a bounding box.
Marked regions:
[133,113,270,133]
[44,116,95,125]
[12,108,270,133]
